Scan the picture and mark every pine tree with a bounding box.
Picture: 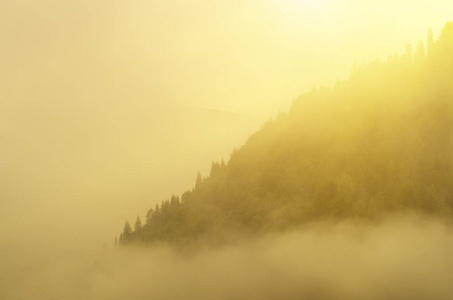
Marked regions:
[146,208,154,221]
[195,171,203,189]
[122,220,132,240]
[154,204,160,216]
[181,191,190,204]
[210,161,220,176]
[170,195,180,206]
[135,215,142,232]
[161,200,170,222]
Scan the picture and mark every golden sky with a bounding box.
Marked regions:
[2,0,453,115]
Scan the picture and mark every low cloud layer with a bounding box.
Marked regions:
[2,214,453,300]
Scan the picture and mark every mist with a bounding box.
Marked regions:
[0,104,260,300]
[1,214,452,300]
[3,0,453,299]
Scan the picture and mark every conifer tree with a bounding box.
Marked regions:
[210,161,220,176]
[122,220,132,240]
[135,215,142,232]
[155,204,160,216]
[146,208,154,221]
[181,191,190,204]
[195,171,203,189]
[170,195,180,206]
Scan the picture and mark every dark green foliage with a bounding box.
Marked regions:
[119,22,453,247]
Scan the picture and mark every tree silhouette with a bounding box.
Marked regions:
[122,220,132,241]
[146,208,154,221]
[135,216,142,233]
[195,171,203,189]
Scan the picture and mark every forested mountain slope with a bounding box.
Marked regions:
[119,23,453,246]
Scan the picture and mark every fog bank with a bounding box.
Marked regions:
[2,214,452,300]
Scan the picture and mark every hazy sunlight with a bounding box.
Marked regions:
[2,0,453,299]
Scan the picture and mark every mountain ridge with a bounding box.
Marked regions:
[118,22,453,247]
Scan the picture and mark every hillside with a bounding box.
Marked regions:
[119,22,453,247]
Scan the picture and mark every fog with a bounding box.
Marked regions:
[0,105,260,300]
[3,0,453,299]
[2,214,452,300]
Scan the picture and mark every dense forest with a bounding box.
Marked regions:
[118,22,453,247]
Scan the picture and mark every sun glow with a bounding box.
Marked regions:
[279,0,333,28]
[284,0,330,17]
[295,0,326,8]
